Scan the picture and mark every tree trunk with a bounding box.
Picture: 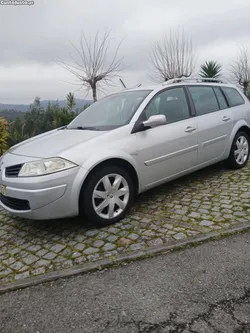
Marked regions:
[92,84,97,102]
[243,81,249,96]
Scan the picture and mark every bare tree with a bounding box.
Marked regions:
[57,31,124,102]
[150,29,196,82]
[231,46,250,96]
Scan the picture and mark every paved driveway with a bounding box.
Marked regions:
[1,162,250,284]
[1,232,250,333]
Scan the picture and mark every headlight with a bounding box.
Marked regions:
[18,157,77,177]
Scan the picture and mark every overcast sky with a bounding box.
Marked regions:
[0,0,250,104]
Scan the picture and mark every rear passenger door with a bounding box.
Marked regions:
[187,85,233,165]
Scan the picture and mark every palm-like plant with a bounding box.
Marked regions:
[199,60,222,79]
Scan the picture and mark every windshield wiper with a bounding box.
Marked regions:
[70,126,101,131]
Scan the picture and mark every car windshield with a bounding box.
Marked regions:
[67,90,152,131]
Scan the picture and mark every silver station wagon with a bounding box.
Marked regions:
[0,78,250,226]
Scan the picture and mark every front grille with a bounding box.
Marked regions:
[5,164,23,177]
[0,194,30,211]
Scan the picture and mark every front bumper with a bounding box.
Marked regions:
[0,153,88,220]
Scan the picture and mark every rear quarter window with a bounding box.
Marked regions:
[221,87,245,107]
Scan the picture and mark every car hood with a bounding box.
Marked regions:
[9,128,106,159]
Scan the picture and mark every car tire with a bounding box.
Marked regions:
[80,165,135,226]
[228,131,250,169]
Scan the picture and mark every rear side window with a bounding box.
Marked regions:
[221,87,245,107]
[188,86,219,116]
[213,87,228,110]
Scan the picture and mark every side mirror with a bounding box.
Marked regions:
[143,114,166,128]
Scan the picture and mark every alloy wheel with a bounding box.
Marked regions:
[92,173,130,220]
[234,135,249,165]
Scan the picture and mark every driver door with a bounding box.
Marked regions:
[133,87,198,188]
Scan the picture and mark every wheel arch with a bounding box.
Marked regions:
[226,121,250,157]
[78,157,140,214]
[236,125,250,138]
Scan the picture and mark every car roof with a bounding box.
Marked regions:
[124,80,239,94]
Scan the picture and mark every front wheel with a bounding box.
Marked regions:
[80,165,135,226]
[228,131,250,169]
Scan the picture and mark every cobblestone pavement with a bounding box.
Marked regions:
[1,162,250,284]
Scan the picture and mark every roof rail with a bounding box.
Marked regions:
[162,77,230,86]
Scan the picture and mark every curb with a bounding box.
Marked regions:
[0,223,250,294]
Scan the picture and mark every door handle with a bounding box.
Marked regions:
[185,126,196,133]
[222,116,231,122]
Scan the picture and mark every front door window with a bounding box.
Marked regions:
[143,87,190,124]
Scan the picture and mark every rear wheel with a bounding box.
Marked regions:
[228,131,250,169]
[80,165,134,226]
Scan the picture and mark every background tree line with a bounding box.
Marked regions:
[0,93,89,155]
